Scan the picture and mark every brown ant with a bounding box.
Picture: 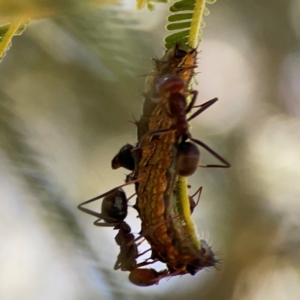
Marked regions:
[114,222,154,272]
[78,184,154,272]
[77,174,144,227]
[114,222,139,271]
[153,74,230,176]
[78,188,128,227]
[78,188,136,270]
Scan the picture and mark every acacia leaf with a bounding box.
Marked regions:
[165,0,216,49]
[0,19,29,62]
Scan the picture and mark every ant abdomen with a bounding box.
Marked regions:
[111,144,135,171]
[101,189,128,223]
[129,268,168,286]
[176,142,200,177]
[155,74,185,96]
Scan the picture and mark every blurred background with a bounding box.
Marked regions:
[1,0,300,299]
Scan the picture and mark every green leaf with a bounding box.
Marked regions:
[166,21,191,31]
[0,19,29,62]
[165,29,190,43]
[165,0,216,49]
[136,0,168,10]
[168,13,193,22]
[170,0,195,12]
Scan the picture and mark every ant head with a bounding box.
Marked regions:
[155,74,185,97]
[173,44,188,59]
[173,43,197,59]
[111,144,135,171]
[101,189,128,223]
[114,222,132,245]
[176,142,200,177]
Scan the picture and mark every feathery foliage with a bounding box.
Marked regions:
[165,0,216,49]
[136,0,168,10]
[0,19,29,62]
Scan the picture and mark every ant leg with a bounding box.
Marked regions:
[136,238,145,247]
[190,186,202,201]
[149,128,172,136]
[137,248,152,257]
[185,90,198,113]
[77,207,103,219]
[190,186,203,209]
[93,218,117,227]
[191,138,230,168]
[128,115,138,126]
[132,127,175,143]
[145,127,176,138]
[187,97,218,122]
[136,259,158,268]
[127,192,136,203]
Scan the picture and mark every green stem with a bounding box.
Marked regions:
[0,19,24,60]
[188,0,205,48]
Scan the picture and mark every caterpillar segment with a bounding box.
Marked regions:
[137,43,198,140]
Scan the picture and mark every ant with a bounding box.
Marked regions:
[78,188,134,270]
[153,74,230,176]
[114,222,155,272]
[78,184,154,272]
[114,222,137,271]
[77,172,145,227]
[78,188,128,227]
